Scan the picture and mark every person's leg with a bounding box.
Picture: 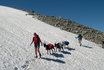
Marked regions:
[37,48,41,57]
[79,39,82,46]
[35,48,38,58]
[34,43,38,58]
[37,43,41,57]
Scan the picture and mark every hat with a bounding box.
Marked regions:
[34,33,37,35]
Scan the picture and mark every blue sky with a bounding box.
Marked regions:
[0,0,104,32]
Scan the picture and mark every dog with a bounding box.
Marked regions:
[54,43,64,52]
[62,41,69,47]
[43,43,55,54]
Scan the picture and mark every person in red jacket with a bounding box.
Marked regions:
[30,33,42,58]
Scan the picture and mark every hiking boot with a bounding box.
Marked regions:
[35,56,38,58]
[39,54,41,58]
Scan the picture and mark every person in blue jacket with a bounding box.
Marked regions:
[76,34,83,46]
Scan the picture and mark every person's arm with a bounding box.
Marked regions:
[75,36,78,39]
[30,38,34,46]
[39,38,42,45]
[76,35,80,39]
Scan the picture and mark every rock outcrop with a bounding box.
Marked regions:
[25,10,104,46]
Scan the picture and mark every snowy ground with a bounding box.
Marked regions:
[0,6,104,70]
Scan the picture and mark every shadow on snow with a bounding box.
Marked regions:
[61,51,71,55]
[82,45,92,48]
[51,53,64,58]
[65,47,75,51]
[41,57,65,64]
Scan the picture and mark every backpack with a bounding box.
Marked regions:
[33,35,40,43]
[49,44,54,49]
[65,41,69,45]
[78,35,83,39]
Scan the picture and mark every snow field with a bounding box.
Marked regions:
[0,6,104,70]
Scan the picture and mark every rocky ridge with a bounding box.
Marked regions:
[24,10,104,47]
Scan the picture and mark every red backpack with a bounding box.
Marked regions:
[49,44,54,49]
[33,35,40,43]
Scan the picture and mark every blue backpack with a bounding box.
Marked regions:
[78,34,82,39]
[65,41,69,45]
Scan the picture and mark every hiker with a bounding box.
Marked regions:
[76,34,83,46]
[30,33,42,58]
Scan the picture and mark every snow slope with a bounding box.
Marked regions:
[0,6,104,70]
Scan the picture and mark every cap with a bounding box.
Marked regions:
[34,33,37,35]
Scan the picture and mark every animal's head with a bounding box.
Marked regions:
[62,41,65,44]
[43,43,46,47]
[54,43,57,47]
